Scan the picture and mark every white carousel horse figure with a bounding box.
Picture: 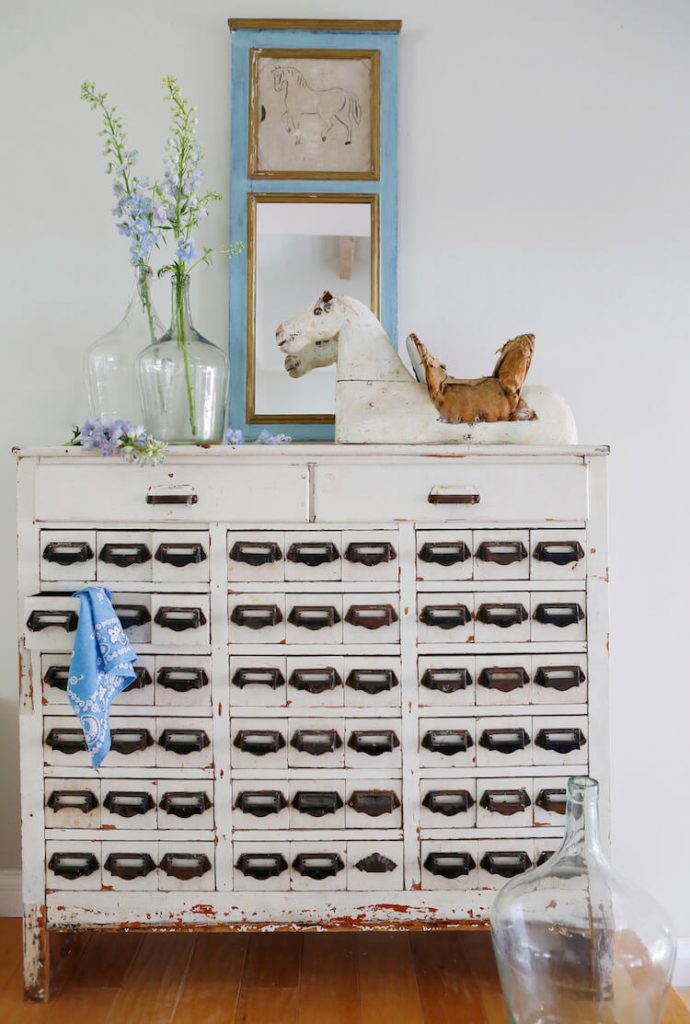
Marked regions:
[276,293,578,445]
[272,66,362,145]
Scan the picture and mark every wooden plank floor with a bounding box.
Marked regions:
[0,919,688,1023]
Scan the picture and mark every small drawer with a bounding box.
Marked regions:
[40,654,72,705]
[234,841,290,891]
[419,780,476,829]
[533,777,569,827]
[419,718,476,768]
[345,719,402,769]
[342,530,399,583]
[290,841,347,892]
[158,780,214,830]
[230,656,287,707]
[285,595,343,645]
[416,529,473,582]
[156,718,213,769]
[476,778,533,828]
[345,780,402,828]
[107,719,157,768]
[158,841,215,891]
[476,716,532,768]
[227,531,285,583]
[344,656,401,709]
[286,657,345,708]
[420,840,479,891]
[343,595,400,644]
[233,784,289,831]
[530,529,586,581]
[418,656,475,706]
[154,655,212,706]
[25,597,80,651]
[532,715,588,766]
[228,593,286,644]
[473,530,529,580]
[534,840,561,869]
[152,531,210,583]
[417,596,475,643]
[97,531,153,582]
[45,779,100,829]
[117,656,155,706]
[151,594,210,647]
[40,530,96,582]
[288,718,345,769]
[531,592,586,641]
[102,840,159,891]
[285,531,341,582]
[474,594,530,643]
[347,841,404,891]
[531,654,587,705]
[232,719,288,770]
[43,716,90,766]
[477,839,534,889]
[104,593,152,645]
[475,655,531,707]
[289,778,346,830]
[46,840,101,891]
[101,780,157,829]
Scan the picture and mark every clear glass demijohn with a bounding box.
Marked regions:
[490,776,676,1024]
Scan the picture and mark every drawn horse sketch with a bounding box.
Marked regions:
[272,66,361,146]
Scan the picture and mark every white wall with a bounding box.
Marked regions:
[2,0,690,937]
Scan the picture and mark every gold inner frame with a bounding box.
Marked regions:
[245,192,381,425]
[248,48,381,181]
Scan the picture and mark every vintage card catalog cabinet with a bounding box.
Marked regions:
[16,444,609,998]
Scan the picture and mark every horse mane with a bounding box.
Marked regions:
[274,66,309,87]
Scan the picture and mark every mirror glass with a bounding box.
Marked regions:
[251,197,376,420]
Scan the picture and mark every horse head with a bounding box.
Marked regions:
[272,67,288,92]
[276,291,349,378]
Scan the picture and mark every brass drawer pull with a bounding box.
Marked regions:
[159,791,212,819]
[422,790,474,817]
[154,606,206,632]
[109,729,154,755]
[344,541,396,566]
[157,666,208,693]
[27,609,78,633]
[535,788,567,815]
[534,603,585,628]
[419,604,471,630]
[478,728,530,754]
[418,540,471,566]
[43,665,70,691]
[286,541,339,567]
[233,666,285,690]
[533,540,584,566]
[289,667,342,693]
[292,852,344,880]
[345,668,399,695]
[159,728,210,756]
[347,790,400,817]
[344,604,398,630]
[535,727,586,754]
[104,852,156,880]
[99,543,151,568]
[155,542,207,567]
[534,665,585,692]
[48,851,99,880]
[236,852,288,880]
[479,788,531,816]
[427,491,480,506]
[480,850,532,878]
[234,730,285,756]
[45,728,87,754]
[420,667,473,694]
[292,791,344,817]
[348,730,400,756]
[159,852,212,880]
[355,852,397,874]
[234,790,287,818]
[478,666,529,693]
[288,606,341,631]
[475,540,527,565]
[476,604,528,629]
[422,729,473,756]
[424,851,475,879]
[290,729,342,756]
[103,790,155,818]
[113,604,151,630]
[231,605,283,629]
[229,540,282,566]
[47,789,98,815]
[42,541,94,566]
[123,666,153,692]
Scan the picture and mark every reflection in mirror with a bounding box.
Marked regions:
[249,197,377,421]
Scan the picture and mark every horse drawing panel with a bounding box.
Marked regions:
[250,50,378,178]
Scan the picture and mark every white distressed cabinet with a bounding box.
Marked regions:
[16,444,610,999]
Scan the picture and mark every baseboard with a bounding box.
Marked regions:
[674,938,690,986]
[0,870,21,917]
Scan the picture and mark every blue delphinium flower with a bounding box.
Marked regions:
[176,237,197,264]
[225,428,245,446]
[74,419,167,465]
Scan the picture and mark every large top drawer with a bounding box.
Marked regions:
[313,459,588,523]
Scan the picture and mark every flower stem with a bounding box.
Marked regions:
[175,272,197,436]
[138,269,157,344]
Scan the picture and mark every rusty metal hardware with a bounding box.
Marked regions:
[146,489,198,505]
[27,609,78,633]
[42,541,94,566]
[347,790,400,817]
[347,730,400,756]
[236,852,288,880]
[345,668,399,695]
[234,730,285,755]
[156,666,208,692]
[478,728,530,754]
[478,666,529,693]
[103,790,155,818]
[159,852,212,880]
[159,791,212,819]
[232,666,285,690]
[480,850,532,878]
[109,728,154,755]
[533,603,585,628]
[234,790,287,817]
[476,603,528,629]
[421,729,473,756]
[344,604,398,630]
[46,790,98,814]
[104,852,156,880]
[286,541,339,566]
[292,852,344,880]
[535,788,567,815]
[344,541,397,566]
[427,491,480,505]
[534,665,585,691]
[112,604,151,630]
[422,790,474,816]
[419,604,471,630]
[533,540,585,566]
[43,665,70,691]
[292,791,344,817]
[159,728,210,756]
[420,666,473,693]
[123,666,153,692]
[45,728,87,754]
[418,540,471,566]
[479,789,531,816]
[231,604,283,629]
[289,667,342,693]
[475,540,527,565]
[355,853,397,873]
[535,727,586,754]
[424,851,476,879]
[287,605,341,631]
[154,606,206,632]
[290,729,342,756]
[229,540,282,566]
[99,543,151,567]
[48,851,99,880]
[536,850,555,866]
[154,542,207,567]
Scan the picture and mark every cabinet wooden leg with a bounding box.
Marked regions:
[23,903,51,1001]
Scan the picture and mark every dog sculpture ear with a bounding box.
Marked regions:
[322,291,334,311]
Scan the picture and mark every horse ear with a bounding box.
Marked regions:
[322,290,334,304]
